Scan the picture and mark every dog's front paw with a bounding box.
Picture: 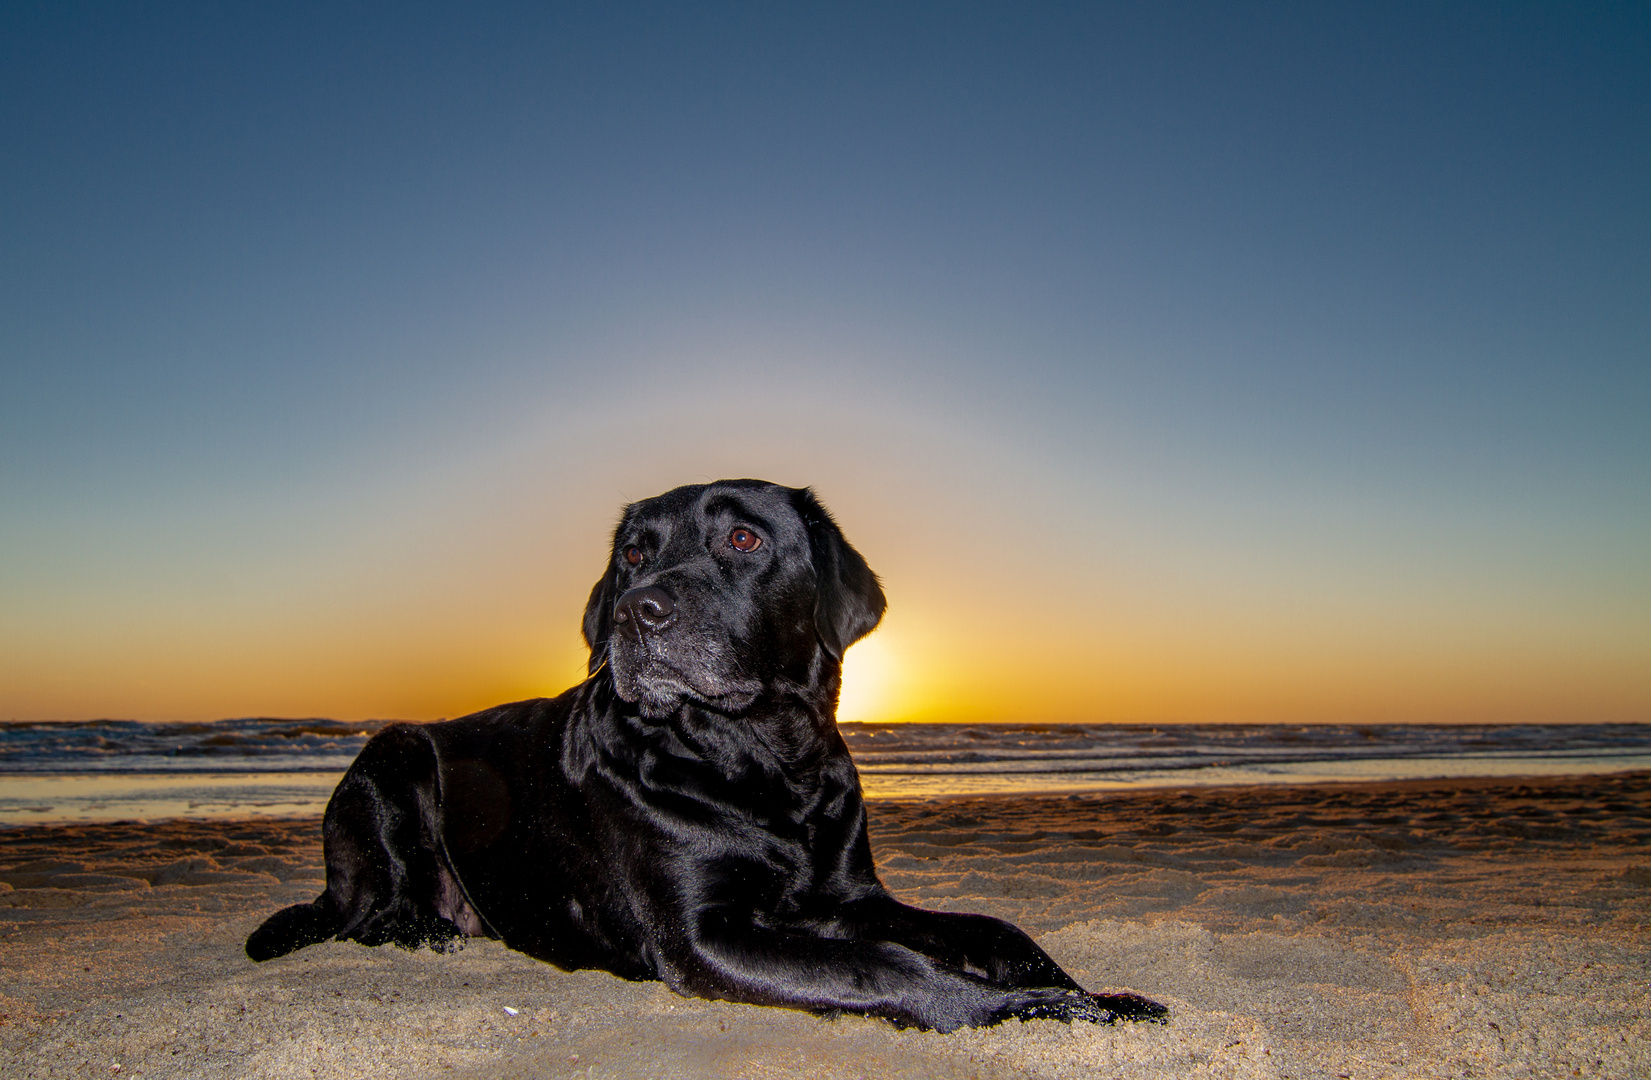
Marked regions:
[1084,992,1168,1024]
[1008,990,1169,1026]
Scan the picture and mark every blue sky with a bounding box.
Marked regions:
[2,3,1646,722]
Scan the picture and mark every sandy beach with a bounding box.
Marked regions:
[3,771,1647,1079]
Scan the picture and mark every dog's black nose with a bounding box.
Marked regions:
[614,586,674,632]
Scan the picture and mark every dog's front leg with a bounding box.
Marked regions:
[657,908,1123,1032]
[833,895,1081,989]
[832,895,1168,1023]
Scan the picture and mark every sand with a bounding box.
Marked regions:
[2,771,1647,1079]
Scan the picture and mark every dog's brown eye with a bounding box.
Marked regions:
[624,546,642,566]
[729,528,760,553]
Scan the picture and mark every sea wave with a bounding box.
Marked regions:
[4,718,1650,824]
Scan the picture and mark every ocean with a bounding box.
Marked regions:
[3,717,1649,826]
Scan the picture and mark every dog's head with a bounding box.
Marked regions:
[581,480,885,718]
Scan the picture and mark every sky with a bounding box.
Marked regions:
[1,2,1647,725]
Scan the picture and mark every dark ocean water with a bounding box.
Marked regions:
[3,718,1649,824]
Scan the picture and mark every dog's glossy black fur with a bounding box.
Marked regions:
[246,480,1167,1032]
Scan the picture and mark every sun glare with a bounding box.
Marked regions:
[836,630,900,724]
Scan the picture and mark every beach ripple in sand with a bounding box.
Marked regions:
[2,773,1648,1078]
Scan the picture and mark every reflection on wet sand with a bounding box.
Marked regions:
[0,772,346,825]
[8,749,1651,825]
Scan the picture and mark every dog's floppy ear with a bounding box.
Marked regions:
[582,516,626,675]
[794,487,886,660]
[582,566,618,675]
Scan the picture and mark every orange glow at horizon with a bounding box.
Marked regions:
[5,585,1644,725]
[1,416,1645,727]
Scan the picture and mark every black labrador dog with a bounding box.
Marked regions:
[247,480,1167,1032]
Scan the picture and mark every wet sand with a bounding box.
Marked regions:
[2,771,1647,1079]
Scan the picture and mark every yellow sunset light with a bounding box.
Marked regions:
[836,630,903,725]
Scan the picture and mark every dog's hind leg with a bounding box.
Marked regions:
[246,723,467,961]
[245,896,341,961]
